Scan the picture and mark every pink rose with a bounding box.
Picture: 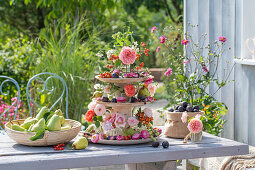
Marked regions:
[119,46,136,65]
[164,68,172,77]
[181,111,188,123]
[88,101,97,110]
[115,114,126,128]
[102,121,114,131]
[94,104,106,116]
[148,84,156,96]
[104,111,116,123]
[195,114,202,119]
[91,134,99,143]
[143,108,153,118]
[127,117,139,127]
[188,118,203,133]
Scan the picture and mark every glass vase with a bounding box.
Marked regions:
[190,131,202,143]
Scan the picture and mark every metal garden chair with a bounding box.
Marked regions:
[0,76,21,130]
[26,72,69,118]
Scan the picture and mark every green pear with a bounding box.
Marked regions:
[59,116,65,125]
[11,124,26,132]
[55,109,63,116]
[24,117,33,123]
[72,137,88,150]
[36,106,50,120]
[47,114,61,131]
[31,118,45,132]
[123,128,136,136]
[21,118,38,129]
[61,124,70,130]
[92,91,103,99]
[138,86,151,98]
[45,112,55,125]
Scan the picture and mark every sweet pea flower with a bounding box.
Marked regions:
[164,68,172,77]
[115,114,126,128]
[94,104,106,116]
[181,111,188,123]
[219,36,227,42]
[202,66,209,73]
[181,39,189,45]
[151,26,157,33]
[159,36,166,43]
[127,117,139,127]
[143,108,153,118]
[188,118,203,133]
[183,59,191,64]
[156,46,160,52]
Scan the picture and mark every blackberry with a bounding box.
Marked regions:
[152,141,160,148]
[138,95,146,101]
[182,101,188,108]
[193,109,199,112]
[175,106,179,110]
[186,105,193,112]
[193,105,200,111]
[178,106,185,112]
[111,73,119,78]
[162,141,169,148]
[168,108,174,112]
[102,97,109,102]
[106,136,110,140]
[131,97,138,103]
[111,98,117,103]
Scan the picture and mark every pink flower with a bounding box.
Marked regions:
[146,96,153,102]
[91,134,99,143]
[148,84,156,96]
[124,73,139,78]
[181,39,189,45]
[117,97,126,103]
[195,114,201,119]
[156,46,160,52]
[188,118,203,133]
[104,111,116,123]
[119,46,136,65]
[143,108,153,118]
[94,104,106,116]
[183,59,191,64]
[88,101,97,110]
[127,117,139,127]
[145,78,153,86]
[202,66,209,73]
[141,130,149,139]
[181,111,188,123]
[164,68,172,77]
[219,36,226,42]
[132,133,141,140]
[3,121,7,125]
[116,135,123,141]
[159,36,166,43]
[96,97,102,101]
[124,84,136,97]
[151,26,157,33]
[104,85,111,93]
[99,133,104,140]
[112,69,120,75]
[102,121,113,131]
[115,114,126,128]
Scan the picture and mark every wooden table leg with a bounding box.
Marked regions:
[125,161,177,170]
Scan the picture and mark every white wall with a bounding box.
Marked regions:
[184,0,255,144]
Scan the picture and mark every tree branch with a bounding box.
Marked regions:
[163,0,176,23]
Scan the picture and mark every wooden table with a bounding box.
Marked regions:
[0,132,248,170]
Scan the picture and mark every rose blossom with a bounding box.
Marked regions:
[156,46,160,52]
[151,26,157,33]
[181,39,189,45]
[85,110,95,122]
[94,104,106,116]
[183,59,191,64]
[148,84,156,96]
[143,108,153,118]
[115,114,126,128]
[145,78,153,86]
[202,66,209,73]
[219,36,226,42]
[159,36,166,43]
[127,117,139,127]
[181,111,188,123]
[91,134,99,143]
[88,101,97,110]
[124,84,136,97]
[104,111,116,123]
[164,68,172,77]
[188,118,203,133]
[119,46,136,65]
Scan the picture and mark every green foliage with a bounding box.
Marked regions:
[35,18,104,121]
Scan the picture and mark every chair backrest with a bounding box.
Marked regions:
[0,76,21,122]
[26,72,69,118]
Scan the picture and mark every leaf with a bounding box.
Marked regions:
[96,116,103,122]
[29,131,45,141]
[66,143,73,150]
[95,121,100,128]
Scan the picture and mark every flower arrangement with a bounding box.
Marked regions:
[151,24,233,136]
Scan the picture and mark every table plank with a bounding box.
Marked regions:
[0,132,249,170]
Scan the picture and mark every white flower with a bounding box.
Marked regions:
[106,49,116,59]
[102,121,113,131]
[88,101,97,110]
[134,41,138,46]
[136,48,139,53]
[94,84,103,90]
[96,53,103,58]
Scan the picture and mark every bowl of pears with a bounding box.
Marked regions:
[5,107,81,146]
